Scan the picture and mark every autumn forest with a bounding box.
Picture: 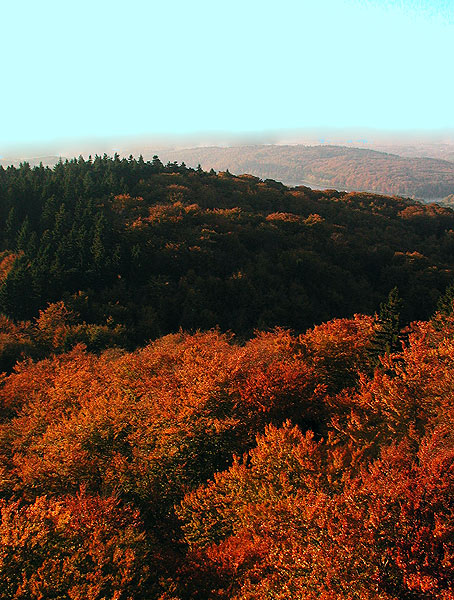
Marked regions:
[1,156,454,599]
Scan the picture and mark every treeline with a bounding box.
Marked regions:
[157,144,454,199]
[1,304,454,598]
[1,155,454,370]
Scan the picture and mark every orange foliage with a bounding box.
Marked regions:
[332,316,454,455]
[0,490,150,599]
[298,314,375,392]
[0,251,21,284]
[178,421,454,599]
[0,315,453,598]
[0,328,332,506]
[35,300,76,349]
[265,212,302,223]
[177,422,388,599]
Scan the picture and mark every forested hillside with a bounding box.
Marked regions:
[1,155,454,368]
[156,144,454,199]
[1,156,454,599]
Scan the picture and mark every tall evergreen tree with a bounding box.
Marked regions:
[368,287,404,368]
[436,281,454,316]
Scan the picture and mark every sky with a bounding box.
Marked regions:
[1,0,454,153]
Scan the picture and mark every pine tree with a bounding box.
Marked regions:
[16,217,31,252]
[368,287,404,369]
[436,282,454,316]
[151,155,163,172]
[4,207,18,250]
[0,255,39,318]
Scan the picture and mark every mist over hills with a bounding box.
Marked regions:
[155,144,454,201]
[370,142,454,163]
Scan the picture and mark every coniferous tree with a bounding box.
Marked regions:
[368,286,404,369]
[4,207,18,250]
[16,217,31,252]
[0,255,39,318]
[151,155,163,172]
[436,281,454,316]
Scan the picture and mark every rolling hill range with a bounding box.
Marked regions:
[155,144,454,200]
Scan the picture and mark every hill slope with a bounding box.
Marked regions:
[1,156,454,368]
[156,144,454,199]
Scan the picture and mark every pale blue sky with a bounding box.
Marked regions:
[1,0,453,151]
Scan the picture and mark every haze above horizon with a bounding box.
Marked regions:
[2,0,454,154]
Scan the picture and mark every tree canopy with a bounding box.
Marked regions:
[1,156,454,598]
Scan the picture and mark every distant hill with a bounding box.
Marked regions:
[440,194,454,207]
[155,144,454,200]
[370,142,454,163]
[0,156,64,168]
